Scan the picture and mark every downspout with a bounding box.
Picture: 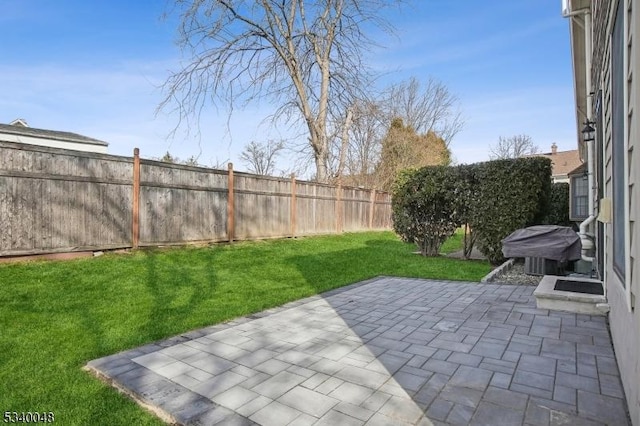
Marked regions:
[580,139,596,261]
[579,9,595,263]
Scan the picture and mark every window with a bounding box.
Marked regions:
[611,0,626,282]
[570,174,589,221]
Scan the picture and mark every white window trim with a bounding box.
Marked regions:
[622,0,631,311]
[570,175,589,221]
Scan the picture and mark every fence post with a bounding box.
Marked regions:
[290,174,296,237]
[132,148,141,249]
[227,162,235,242]
[336,184,343,233]
[369,189,376,229]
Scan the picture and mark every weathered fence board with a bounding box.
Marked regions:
[0,142,133,255]
[138,160,228,245]
[372,192,393,229]
[0,141,392,257]
[234,173,292,239]
[295,182,339,235]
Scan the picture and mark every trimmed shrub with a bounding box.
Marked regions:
[390,157,551,264]
[544,182,571,226]
[392,166,461,256]
[470,157,552,264]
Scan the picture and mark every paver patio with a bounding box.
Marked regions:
[86,277,630,425]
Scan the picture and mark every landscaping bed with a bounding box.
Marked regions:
[483,258,543,286]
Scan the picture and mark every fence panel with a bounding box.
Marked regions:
[138,160,228,245]
[342,187,372,232]
[295,182,336,235]
[0,141,392,257]
[234,173,292,239]
[0,142,132,256]
[372,192,393,229]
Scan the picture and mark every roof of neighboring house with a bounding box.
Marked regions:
[525,142,582,177]
[0,120,109,147]
[567,162,587,176]
[534,149,582,178]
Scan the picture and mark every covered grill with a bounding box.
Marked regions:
[502,225,582,262]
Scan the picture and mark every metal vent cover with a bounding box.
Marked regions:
[524,257,559,276]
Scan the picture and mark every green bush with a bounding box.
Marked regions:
[454,164,481,259]
[392,166,461,256]
[470,157,552,264]
[390,157,552,264]
[544,182,570,226]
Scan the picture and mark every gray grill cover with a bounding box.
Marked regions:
[501,225,582,262]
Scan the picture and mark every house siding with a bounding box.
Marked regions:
[591,0,611,90]
[590,0,639,423]
[0,134,108,154]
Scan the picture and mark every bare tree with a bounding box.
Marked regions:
[382,77,463,145]
[336,76,461,188]
[156,151,203,166]
[160,151,177,163]
[489,134,540,159]
[210,157,231,169]
[160,0,397,183]
[334,108,354,182]
[322,107,355,183]
[342,100,385,187]
[240,140,285,175]
[184,155,200,166]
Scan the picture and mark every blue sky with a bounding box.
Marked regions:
[1,0,576,173]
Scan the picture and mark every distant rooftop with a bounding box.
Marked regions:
[532,143,582,177]
[0,119,108,147]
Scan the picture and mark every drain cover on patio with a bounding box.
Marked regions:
[554,279,604,295]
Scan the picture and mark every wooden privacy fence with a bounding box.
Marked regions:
[0,141,392,257]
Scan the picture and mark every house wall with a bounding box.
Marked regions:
[0,133,108,154]
[591,0,640,423]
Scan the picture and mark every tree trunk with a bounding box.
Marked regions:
[315,159,328,183]
[420,238,441,257]
[336,108,354,182]
[311,128,330,182]
[463,223,476,259]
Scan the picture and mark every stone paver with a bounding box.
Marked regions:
[86,277,630,425]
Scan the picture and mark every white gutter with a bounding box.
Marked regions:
[563,9,589,17]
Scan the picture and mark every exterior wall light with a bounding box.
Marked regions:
[582,120,596,143]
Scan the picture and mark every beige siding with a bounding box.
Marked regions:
[0,133,108,153]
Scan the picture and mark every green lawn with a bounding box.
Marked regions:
[0,231,489,425]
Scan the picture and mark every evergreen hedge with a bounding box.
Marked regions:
[391,157,553,264]
[470,157,552,264]
[453,164,481,259]
[544,182,571,226]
